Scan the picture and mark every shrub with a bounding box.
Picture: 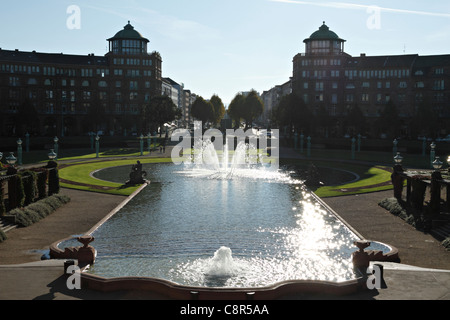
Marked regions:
[20,171,37,206]
[36,171,48,200]
[10,208,33,228]
[48,168,60,196]
[17,175,25,209]
[10,194,71,228]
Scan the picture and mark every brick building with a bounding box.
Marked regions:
[0,21,162,137]
[292,22,450,138]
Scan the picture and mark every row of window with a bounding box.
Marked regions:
[302,92,446,104]
[301,59,342,66]
[301,80,445,91]
[2,63,153,77]
[112,58,152,66]
[7,76,152,89]
[8,88,152,101]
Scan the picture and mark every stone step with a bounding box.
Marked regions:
[0,218,17,233]
[431,222,450,241]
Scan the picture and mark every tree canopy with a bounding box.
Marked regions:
[191,96,214,126]
[227,90,264,129]
[210,94,226,125]
[272,93,311,134]
[143,95,180,134]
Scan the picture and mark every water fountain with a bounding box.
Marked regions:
[53,138,397,297]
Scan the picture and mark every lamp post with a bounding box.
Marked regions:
[430,142,436,169]
[25,132,30,153]
[294,132,298,150]
[307,136,311,158]
[89,132,94,150]
[432,157,443,178]
[351,137,356,160]
[147,133,152,155]
[422,137,426,157]
[357,134,362,152]
[393,139,398,157]
[95,135,100,158]
[47,149,58,168]
[300,133,304,153]
[17,138,23,165]
[140,134,144,156]
[430,157,443,218]
[6,152,18,209]
[6,152,17,175]
[54,137,59,161]
[447,155,450,176]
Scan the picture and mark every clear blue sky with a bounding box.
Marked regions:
[1,0,450,105]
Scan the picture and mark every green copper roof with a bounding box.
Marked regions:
[304,22,345,42]
[108,21,149,43]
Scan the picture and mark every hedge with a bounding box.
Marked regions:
[9,194,71,228]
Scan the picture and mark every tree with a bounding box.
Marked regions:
[377,100,399,138]
[273,93,311,134]
[242,90,264,129]
[16,99,38,135]
[210,95,226,126]
[411,101,438,138]
[228,93,245,128]
[345,104,366,136]
[191,96,214,126]
[144,95,180,136]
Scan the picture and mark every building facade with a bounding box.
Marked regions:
[292,22,450,138]
[0,21,163,137]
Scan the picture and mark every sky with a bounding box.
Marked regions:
[1,0,450,106]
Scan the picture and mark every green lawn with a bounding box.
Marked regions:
[59,157,173,196]
[280,158,394,198]
[56,147,396,198]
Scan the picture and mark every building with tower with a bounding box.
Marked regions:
[291,22,450,138]
[0,21,163,137]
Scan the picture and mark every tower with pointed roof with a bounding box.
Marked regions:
[303,22,346,56]
[107,21,150,55]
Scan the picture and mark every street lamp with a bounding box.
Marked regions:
[147,133,152,155]
[431,156,443,181]
[430,142,436,169]
[47,149,58,168]
[447,155,450,175]
[54,137,59,160]
[95,135,100,158]
[17,138,23,165]
[394,152,403,165]
[432,157,443,170]
[48,149,57,161]
[6,152,17,175]
[140,134,144,156]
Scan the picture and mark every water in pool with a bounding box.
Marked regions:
[70,154,383,289]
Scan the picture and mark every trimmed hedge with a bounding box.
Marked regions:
[9,194,71,228]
